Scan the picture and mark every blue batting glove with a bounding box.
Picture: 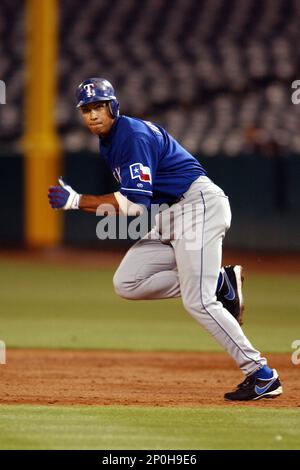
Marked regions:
[48,177,81,210]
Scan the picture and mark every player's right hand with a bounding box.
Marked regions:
[48,177,81,210]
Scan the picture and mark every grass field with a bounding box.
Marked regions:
[0,260,299,352]
[0,405,298,450]
[0,260,299,450]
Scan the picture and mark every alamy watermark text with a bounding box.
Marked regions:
[0,80,6,104]
[0,340,6,364]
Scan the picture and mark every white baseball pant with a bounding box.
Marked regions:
[113,176,266,376]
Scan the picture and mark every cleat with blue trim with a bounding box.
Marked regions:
[224,369,283,401]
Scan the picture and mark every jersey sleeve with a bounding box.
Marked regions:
[118,132,157,208]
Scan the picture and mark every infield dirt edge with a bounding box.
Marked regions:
[0,349,298,408]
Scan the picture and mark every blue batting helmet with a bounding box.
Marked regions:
[76,78,119,117]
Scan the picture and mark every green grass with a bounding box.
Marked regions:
[243,275,300,353]
[0,260,299,352]
[0,404,299,450]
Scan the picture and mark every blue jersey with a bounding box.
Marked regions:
[99,115,206,208]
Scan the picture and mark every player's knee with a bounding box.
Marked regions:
[113,272,130,298]
[113,272,140,300]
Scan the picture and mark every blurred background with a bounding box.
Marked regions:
[0,0,300,250]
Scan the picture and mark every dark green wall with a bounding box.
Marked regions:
[1,152,299,250]
[0,153,24,244]
[202,154,300,250]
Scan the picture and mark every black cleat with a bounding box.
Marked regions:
[217,265,245,325]
[224,369,283,401]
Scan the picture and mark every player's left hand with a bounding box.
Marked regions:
[48,177,81,210]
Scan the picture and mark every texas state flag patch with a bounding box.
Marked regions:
[129,163,152,184]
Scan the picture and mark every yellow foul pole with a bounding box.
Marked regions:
[23,0,61,247]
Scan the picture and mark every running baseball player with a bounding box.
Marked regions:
[48,78,282,401]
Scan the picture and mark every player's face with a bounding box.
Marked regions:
[80,101,114,136]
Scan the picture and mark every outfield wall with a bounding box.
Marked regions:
[1,152,299,251]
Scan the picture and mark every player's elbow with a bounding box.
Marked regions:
[114,191,145,216]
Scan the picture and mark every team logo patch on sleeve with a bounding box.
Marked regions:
[130,163,152,184]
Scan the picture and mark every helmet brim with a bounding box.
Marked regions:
[76,96,116,108]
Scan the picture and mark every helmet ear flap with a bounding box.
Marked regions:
[108,99,119,118]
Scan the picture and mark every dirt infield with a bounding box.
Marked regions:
[0,350,298,407]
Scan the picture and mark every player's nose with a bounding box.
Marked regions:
[90,109,98,119]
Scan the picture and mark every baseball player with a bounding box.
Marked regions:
[48,78,282,401]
